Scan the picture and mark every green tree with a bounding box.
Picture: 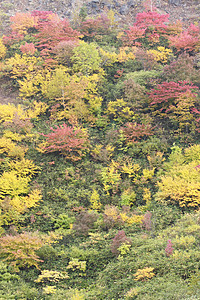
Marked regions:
[71,41,101,75]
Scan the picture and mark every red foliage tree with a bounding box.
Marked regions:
[121,122,153,143]
[149,81,198,110]
[167,23,200,53]
[31,10,54,20]
[149,81,200,136]
[79,14,111,40]
[135,10,169,31]
[20,42,36,55]
[123,10,169,46]
[40,123,89,161]
[168,30,200,53]
[35,13,81,55]
[3,32,24,46]
[123,26,145,46]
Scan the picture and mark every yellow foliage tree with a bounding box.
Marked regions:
[0,38,6,59]
[147,47,173,63]
[106,98,135,124]
[4,54,42,79]
[99,48,118,66]
[156,145,200,208]
[42,69,100,122]
[117,47,135,63]
[0,104,25,123]
[0,136,27,159]
[8,158,39,178]
[156,163,200,207]
[89,189,102,211]
[101,161,121,195]
[0,102,47,126]
[0,171,30,199]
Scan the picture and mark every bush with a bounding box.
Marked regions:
[73,211,98,236]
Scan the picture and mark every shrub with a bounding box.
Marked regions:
[110,230,131,255]
[54,213,74,230]
[73,211,98,236]
[133,267,155,281]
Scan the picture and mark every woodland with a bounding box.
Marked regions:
[0,4,200,299]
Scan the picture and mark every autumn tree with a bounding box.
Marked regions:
[156,145,200,208]
[110,230,132,255]
[0,232,51,271]
[122,10,169,46]
[10,12,38,35]
[168,24,200,54]
[121,122,153,144]
[162,52,200,85]
[35,13,81,55]
[38,123,89,161]
[79,14,112,42]
[149,81,200,137]
[71,41,101,75]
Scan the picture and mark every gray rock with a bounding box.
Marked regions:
[127,1,135,8]
[113,0,121,8]
[91,3,97,9]
[168,0,181,6]
[119,5,128,15]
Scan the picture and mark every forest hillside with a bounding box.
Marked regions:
[0,4,200,299]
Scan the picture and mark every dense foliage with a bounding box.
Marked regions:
[0,5,200,299]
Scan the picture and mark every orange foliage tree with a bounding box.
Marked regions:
[10,12,38,35]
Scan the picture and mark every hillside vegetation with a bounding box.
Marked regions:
[0,7,200,299]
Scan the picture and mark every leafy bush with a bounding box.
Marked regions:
[73,211,98,236]
[110,230,132,255]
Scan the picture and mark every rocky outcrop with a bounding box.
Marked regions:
[0,0,199,33]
